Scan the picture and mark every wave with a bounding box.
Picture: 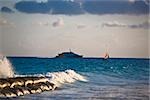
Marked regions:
[0,70,87,98]
[0,57,14,78]
[46,69,88,87]
[0,57,87,97]
[15,69,88,87]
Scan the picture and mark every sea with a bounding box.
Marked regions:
[7,57,149,100]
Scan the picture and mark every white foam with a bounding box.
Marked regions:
[0,57,14,78]
[15,69,88,87]
[46,69,88,87]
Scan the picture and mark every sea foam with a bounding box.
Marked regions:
[0,57,14,78]
[46,69,88,87]
[0,57,87,97]
[15,69,88,87]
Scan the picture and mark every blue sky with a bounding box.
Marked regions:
[0,0,149,58]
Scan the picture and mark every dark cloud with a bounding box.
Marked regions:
[14,0,149,15]
[83,1,149,15]
[1,7,14,13]
[15,1,84,14]
[129,21,149,29]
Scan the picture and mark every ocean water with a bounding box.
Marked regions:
[7,57,149,100]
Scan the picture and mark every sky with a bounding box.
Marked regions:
[0,0,149,58]
[0,36,1,53]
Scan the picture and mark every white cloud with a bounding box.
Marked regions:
[128,0,135,3]
[64,0,75,2]
[35,17,65,27]
[77,24,86,29]
[52,18,64,27]
[35,0,48,3]
[36,21,49,26]
[102,21,149,29]
[102,21,126,28]
[0,18,14,27]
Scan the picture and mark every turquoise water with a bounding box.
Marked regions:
[8,57,149,100]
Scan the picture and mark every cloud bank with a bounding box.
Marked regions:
[14,0,149,15]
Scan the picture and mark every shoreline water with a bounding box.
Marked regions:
[0,57,149,99]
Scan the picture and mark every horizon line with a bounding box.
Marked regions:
[7,56,150,60]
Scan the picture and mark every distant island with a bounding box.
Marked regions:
[55,50,83,58]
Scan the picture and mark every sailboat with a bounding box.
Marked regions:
[103,52,109,59]
[103,46,110,59]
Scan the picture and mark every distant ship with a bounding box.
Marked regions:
[55,49,83,58]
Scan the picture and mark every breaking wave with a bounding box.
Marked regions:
[0,57,87,97]
[15,69,88,87]
[46,69,88,87]
[0,57,14,78]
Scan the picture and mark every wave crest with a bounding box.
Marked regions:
[46,69,87,87]
[15,70,87,87]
